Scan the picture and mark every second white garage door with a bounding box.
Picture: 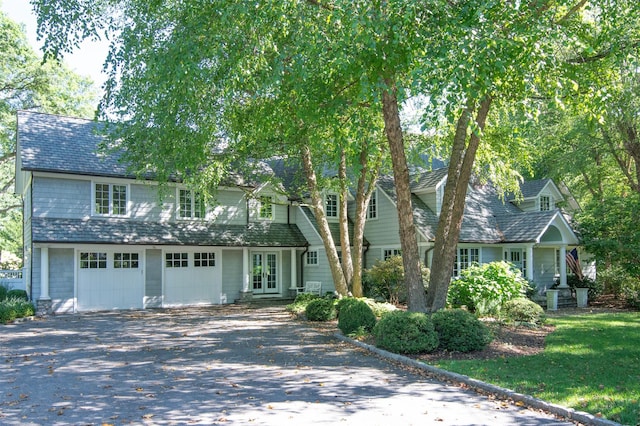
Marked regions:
[163,249,222,306]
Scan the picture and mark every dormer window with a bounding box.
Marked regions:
[540,195,551,211]
[258,196,274,220]
[325,194,338,218]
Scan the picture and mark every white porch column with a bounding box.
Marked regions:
[526,245,534,282]
[559,245,568,288]
[289,249,297,290]
[242,248,250,292]
[39,246,50,300]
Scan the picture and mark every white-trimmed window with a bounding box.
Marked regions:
[453,248,479,276]
[80,252,107,269]
[325,194,338,218]
[540,195,551,211]
[94,183,127,216]
[367,189,378,219]
[114,253,139,269]
[166,252,188,268]
[258,195,273,220]
[505,248,527,276]
[178,189,205,219]
[306,251,318,265]
[383,249,402,260]
[194,252,215,267]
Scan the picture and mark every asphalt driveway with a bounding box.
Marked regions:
[0,306,573,425]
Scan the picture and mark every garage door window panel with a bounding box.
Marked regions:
[166,252,188,268]
[115,253,139,269]
[194,252,215,267]
[80,252,107,269]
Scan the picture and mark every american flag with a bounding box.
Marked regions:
[565,248,583,280]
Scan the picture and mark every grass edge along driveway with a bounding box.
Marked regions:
[430,312,640,426]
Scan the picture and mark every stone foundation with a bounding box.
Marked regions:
[36,298,52,316]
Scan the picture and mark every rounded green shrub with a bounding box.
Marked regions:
[364,299,397,318]
[503,298,546,326]
[372,310,439,354]
[335,297,360,315]
[0,285,7,302]
[7,289,28,301]
[447,261,529,316]
[305,298,336,321]
[431,309,493,352]
[338,299,377,336]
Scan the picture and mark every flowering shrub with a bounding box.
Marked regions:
[447,261,531,316]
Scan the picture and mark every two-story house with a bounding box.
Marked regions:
[15,111,580,313]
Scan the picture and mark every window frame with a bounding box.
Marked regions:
[325,193,338,218]
[114,252,140,269]
[80,252,107,269]
[258,195,274,220]
[383,248,402,261]
[306,250,319,266]
[177,188,206,220]
[452,247,480,276]
[367,189,378,220]
[194,252,216,267]
[539,195,551,211]
[165,252,189,268]
[93,182,129,217]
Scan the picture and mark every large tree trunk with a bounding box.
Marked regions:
[301,144,349,295]
[351,141,381,297]
[381,81,426,312]
[426,96,492,312]
[338,148,354,289]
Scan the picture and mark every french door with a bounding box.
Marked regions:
[252,252,278,294]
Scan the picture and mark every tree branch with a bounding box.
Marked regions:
[566,40,640,64]
[0,204,21,215]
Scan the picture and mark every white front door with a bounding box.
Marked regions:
[252,252,278,294]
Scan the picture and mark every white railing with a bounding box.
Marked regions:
[0,269,26,291]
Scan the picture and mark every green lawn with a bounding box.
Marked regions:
[429,312,640,425]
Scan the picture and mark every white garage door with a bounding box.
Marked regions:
[77,250,144,311]
[164,250,222,306]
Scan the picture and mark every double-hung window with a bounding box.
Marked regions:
[178,189,205,219]
[258,196,273,220]
[94,183,127,216]
[325,194,338,218]
[367,190,378,219]
[306,251,318,265]
[540,195,551,211]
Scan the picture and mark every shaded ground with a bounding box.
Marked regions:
[0,306,573,425]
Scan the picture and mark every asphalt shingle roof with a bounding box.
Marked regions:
[519,179,552,199]
[409,167,448,192]
[494,211,560,243]
[18,111,130,178]
[32,218,308,247]
[378,170,569,244]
